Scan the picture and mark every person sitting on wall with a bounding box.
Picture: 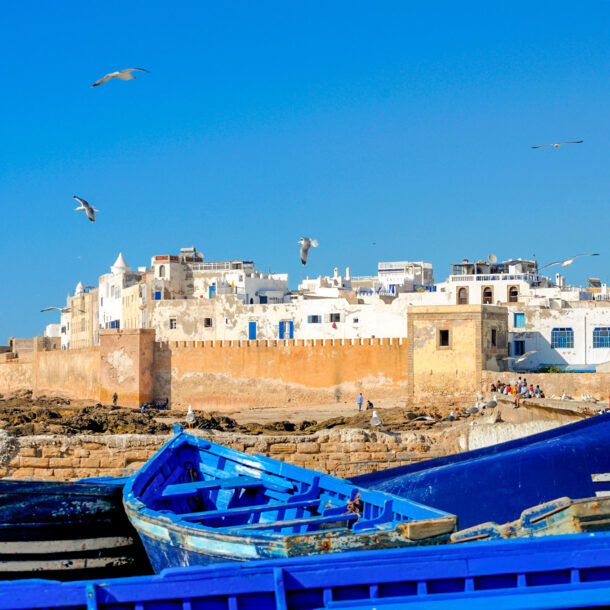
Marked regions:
[534,385,542,398]
[366,400,374,410]
[490,383,497,392]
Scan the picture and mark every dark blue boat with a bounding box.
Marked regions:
[123,428,456,571]
[3,531,610,609]
[353,413,610,529]
[0,479,150,580]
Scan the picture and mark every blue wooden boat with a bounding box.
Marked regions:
[353,412,610,529]
[123,427,456,571]
[0,479,151,580]
[3,531,610,609]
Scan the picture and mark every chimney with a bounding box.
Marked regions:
[345,267,351,280]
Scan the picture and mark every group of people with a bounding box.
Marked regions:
[491,378,545,399]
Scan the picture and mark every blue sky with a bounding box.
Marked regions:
[1,1,608,340]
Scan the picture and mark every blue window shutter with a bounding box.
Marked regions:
[155,291,161,300]
[307,315,312,323]
[249,321,257,340]
[279,322,284,339]
[289,321,294,339]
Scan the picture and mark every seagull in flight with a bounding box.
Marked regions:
[539,253,599,270]
[91,68,150,87]
[503,350,538,365]
[73,196,99,222]
[40,306,84,313]
[531,141,583,149]
[298,237,318,265]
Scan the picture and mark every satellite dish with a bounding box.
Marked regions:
[488,253,498,264]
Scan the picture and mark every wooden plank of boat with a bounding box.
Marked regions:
[0,555,134,573]
[451,495,610,543]
[123,427,457,572]
[0,536,133,555]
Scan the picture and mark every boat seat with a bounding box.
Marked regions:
[161,476,266,499]
[197,463,295,493]
[223,512,359,533]
[178,498,322,522]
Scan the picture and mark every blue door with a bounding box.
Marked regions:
[279,322,284,339]
[289,321,294,339]
[209,286,216,299]
[248,322,257,340]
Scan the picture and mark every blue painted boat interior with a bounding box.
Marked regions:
[353,413,610,528]
[124,431,453,550]
[3,531,610,609]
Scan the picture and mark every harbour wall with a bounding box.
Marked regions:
[0,414,575,481]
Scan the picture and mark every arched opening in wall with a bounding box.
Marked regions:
[508,286,519,303]
[482,286,493,304]
[457,287,468,305]
[159,265,166,278]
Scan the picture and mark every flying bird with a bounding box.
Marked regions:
[531,141,583,149]
[539,254,599,271]
[502,350,538,364]
[370,410,382,427]
[40,306,84,313]
[298,237,318,265]
[73,196,99,222]
[91,68,150,87]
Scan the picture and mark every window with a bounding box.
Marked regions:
[307,315,322,324]
[551,327,574,349]
[330,313,341,323]
[513,340,525,356]
[457,287,468,305]
[169,318,177,329]
[279,320,294,339]
[159,265,166,278]
[482,287,493,304]
[204,318,212,328]
[508,286,519,303]
[491,329,497,347]
[439,329,450,348]
[353,318,359,324]
[225,318,233,326]
[593,327,610,348]
[514,313,525,328]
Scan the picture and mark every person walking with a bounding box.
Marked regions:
[112,392,118,406]
[357,392,363,412]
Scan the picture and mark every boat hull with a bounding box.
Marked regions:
[354,413,610,528]
[5,532,610,609]
[0,480,150,580]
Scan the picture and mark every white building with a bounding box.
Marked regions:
[99,253,142,329]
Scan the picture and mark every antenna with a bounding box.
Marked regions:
[488,253,498,264]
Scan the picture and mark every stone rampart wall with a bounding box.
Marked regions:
[154,338,408,409]
[35,347,100,400]
[0,353,33,394]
